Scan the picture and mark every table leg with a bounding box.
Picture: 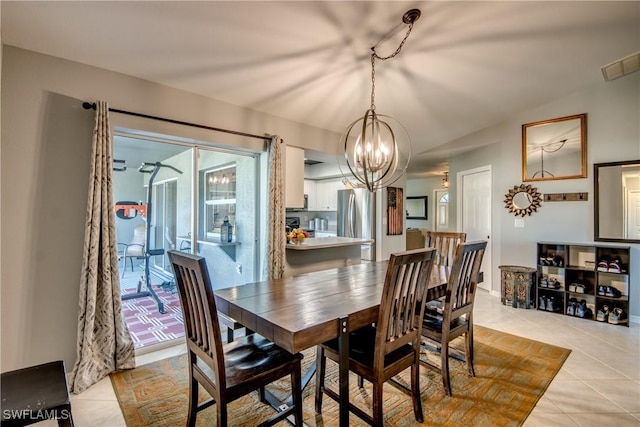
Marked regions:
[338,316,350,426]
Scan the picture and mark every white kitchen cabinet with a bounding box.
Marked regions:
[285,146,305,208]
[314,178,343,211]
[304,179,317,210]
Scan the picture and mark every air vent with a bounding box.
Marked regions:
[601,51,640,82]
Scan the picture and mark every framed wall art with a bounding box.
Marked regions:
[522,113,587,182]
[387,187,403,235]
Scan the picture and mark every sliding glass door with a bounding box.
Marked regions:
[113,132,261,351]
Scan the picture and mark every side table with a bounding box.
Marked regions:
[499,265,537,309]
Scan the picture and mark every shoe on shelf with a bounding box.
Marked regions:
[540,276,548,288]
[575,283,586,293]
[608,260,624,273]
[547,277,561,289]
[576,300,586,318]
[566,300,575,316]
[608,307,628,325]
[554,255,564,267]
[597,260,609,272]
[605,286,622,298]
[546,296,557,312]
[597,285,606,296]
[539,295,547,310]
[569,283,577,292]
[596,305,609,322]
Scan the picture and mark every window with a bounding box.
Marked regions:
[204,165,236,238]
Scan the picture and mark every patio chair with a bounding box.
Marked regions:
[119,224,146,277]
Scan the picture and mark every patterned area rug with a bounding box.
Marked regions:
[121,282,185,350]
[111,326,570,426]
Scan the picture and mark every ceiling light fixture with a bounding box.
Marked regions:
[339,9,420,192]
[442,172,449,189]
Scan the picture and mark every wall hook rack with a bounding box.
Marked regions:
[543,192,588,202]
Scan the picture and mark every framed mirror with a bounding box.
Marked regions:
[594,160,640,243]
[406,196,427,219]
[522,113,587,182]
[504,184,542,217]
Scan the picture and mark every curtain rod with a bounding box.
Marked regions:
[82,102,271,141]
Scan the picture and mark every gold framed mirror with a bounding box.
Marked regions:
[522,113,587,182]
[504,184,542,216]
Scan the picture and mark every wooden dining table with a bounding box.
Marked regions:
[213,259,448,426]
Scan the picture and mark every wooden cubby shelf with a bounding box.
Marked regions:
[536,242,631,327]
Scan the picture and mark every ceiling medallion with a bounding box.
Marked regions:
[504,184,542,217]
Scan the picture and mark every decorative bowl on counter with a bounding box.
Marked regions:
[287,228,309,244]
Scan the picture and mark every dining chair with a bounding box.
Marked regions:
[420,240,487,396]
[167,250,304,427]
[314,248,436,426]
[424,231,467,279]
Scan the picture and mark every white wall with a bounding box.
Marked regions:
[448,73,640,318]
[0,46,349,371]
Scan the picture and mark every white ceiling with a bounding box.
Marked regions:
[2,1,639,177]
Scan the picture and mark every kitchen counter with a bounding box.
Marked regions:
[285,237,373,277]
[286,236,371,250]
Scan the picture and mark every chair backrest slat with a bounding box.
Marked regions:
[168,251,226,387]
[444,241,487,323]
[425,231,467,269]
[376,248,436,368]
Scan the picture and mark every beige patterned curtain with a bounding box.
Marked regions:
[69,101,135,394]
[266,136,286,279]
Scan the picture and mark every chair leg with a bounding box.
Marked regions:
[372,381,383,426]
[411,362,424,422]
[466,329,475,377]
[291,362,303,427]
[217,402,228,427]
[121,256,127,278]
[441,343,452,396]
[358,375,364,388]
[314,346,326,413]
[187,365,199,427]
[258,386,267,403]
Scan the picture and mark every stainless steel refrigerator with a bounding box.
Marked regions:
[337,189,376,261]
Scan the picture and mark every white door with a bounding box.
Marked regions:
[457,166,492,292]
[434,190,450,231]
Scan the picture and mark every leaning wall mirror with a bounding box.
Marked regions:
[522,113,587,182]
[406,196,427,219]
[594,160,640,243]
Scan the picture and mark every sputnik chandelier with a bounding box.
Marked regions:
[340,9,420,192]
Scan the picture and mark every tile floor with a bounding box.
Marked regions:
[35,290,640,426]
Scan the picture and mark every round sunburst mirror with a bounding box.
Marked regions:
[504,184,542,217]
